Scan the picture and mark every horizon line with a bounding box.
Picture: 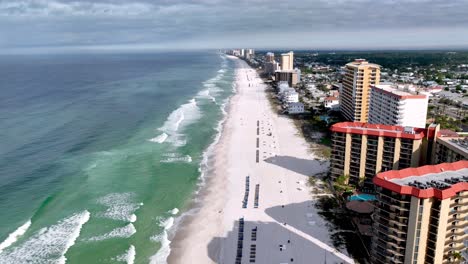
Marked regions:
[1,44,468,55]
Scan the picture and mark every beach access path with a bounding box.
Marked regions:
[167,57,355,264]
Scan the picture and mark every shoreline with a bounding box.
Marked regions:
[166,55,240,263]
[167,57,354,264]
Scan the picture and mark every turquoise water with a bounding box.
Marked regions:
[348,194,377,201]
[0,52,235,263]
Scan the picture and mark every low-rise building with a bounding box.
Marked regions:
[330,122,439,188]
[324,96,339,110]
[282,90,299,103]
[288,102,304,114]
[369,84,429,128]
[372,160,468,264]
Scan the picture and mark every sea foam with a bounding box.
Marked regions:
[149,217,175,264]
[0,211,90,263]
[97,193,141,222]
[169,208,179,215]
[116,245,136,264]
[0,220,31,253]
[152,99,201,147]
[149,133,168,144]
[87,224,136,242]
[160,154,192,164]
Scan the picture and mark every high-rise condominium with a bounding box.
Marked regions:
[340,59,380,122]
[280,51,294,71]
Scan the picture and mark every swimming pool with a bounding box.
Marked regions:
[348,193,376,201]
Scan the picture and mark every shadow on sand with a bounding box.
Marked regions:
[207,220,345,264]
[207,200,371,263]
[264,155,322,176]
[265,199,371,263]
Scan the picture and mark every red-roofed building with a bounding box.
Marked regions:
[324,96,339,110]
[371,160,468,264]
[330,122,439,187]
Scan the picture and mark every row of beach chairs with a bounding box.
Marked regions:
[235,217,245,264]
[254,184,260,208]
[249,244,257,263]
[242,176,250,208]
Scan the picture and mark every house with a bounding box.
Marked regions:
[324,96,339,110]
[282,91,299,103]
[288,102,304,114]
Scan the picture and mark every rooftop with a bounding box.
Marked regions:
[346,59,380,68]
[373,161,468,199]
[331,122,427,139]
[371,84,427,99]
[325,96,338,101]
[437,137,468,156]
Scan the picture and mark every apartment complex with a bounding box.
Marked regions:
[280,51,294,71]
[330,122,438,187]
[265,52,275,62]
[274,70,300,87]
[340,59,381,122]
[433,137,468,164]
[369,84,429,128]
[372,161,468,264]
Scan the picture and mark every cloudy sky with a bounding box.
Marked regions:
[0,0,467,52]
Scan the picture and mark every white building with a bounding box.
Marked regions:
[282,90,299,103]
[278,82,291,94]
[324,96,339,110]
[288,102,304,114]
[369,84,429,128]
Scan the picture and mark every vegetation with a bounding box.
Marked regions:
[449,251,462,263]
[293,50,468,72]
[435,115,462,131]
[333,174,354,193]
[315,196,371,262]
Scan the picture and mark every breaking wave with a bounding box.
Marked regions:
[88,224,136,242]
[0,211,90,263]
[0,220,31,253]
[97,193,141,223]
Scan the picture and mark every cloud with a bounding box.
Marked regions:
[0,0,467,51]
[0,0,154,16]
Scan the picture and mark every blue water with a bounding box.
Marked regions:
[348,194,376,201]
[0,51,235,263]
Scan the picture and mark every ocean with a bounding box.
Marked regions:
[0,51,235,263]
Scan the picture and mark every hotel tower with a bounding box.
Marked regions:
[340,59,381,122]
[372,160,468,264]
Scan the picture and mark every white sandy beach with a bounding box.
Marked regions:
[167,57,355,264]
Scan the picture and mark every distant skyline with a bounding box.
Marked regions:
[1,0,468,53]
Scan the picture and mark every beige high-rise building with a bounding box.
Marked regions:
[280,51,294,71]
[372,160,468,264]
[340,59,381,122]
